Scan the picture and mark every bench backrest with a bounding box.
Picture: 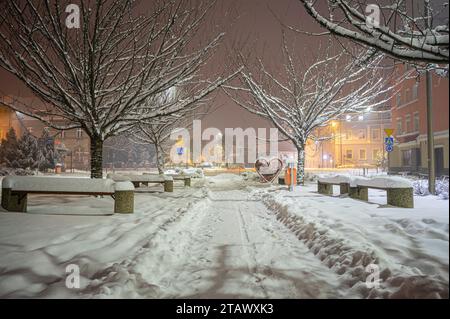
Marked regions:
[1,176,133,193]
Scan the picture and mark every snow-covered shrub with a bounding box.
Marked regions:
[0,167,35,176]
[413,179,449,199]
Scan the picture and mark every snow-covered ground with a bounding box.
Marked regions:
[0,174,448,298]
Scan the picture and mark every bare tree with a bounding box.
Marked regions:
[297,0,449,67]
[130,87,210,173]
[0,0,238,178]
[225,36,396,184]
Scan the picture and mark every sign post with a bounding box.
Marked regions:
[384,129,394,153]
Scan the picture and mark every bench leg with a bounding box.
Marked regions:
[132,182,140,188]
[114,190,134,214]
[357,186,369,201]
[1,188,27,212]
[164,180,174,192]
[317,182,332,195]
[349,186,359,199]
[184,178,191,187]
[141,182,148,187]
[339,182,350,195]
[387,188,414,208]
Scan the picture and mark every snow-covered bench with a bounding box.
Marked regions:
[1,176,135,214]
[143,172,191,187]
[107,173,174,192]
[317,175,352,195]
[317,175,414,208]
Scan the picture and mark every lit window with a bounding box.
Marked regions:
[413,113,419,132]
[412,83,419,100]
[345,149,353,159]
[371,128,380,140]
[345,115,352,122]
[358,115,364,121]
[358,129,366,140]
[396,93,402,107]
[396,118,403,135]
[359,149,367,160]
[405,115,411,133]
[346,130,352,140]
[372,149,380,159]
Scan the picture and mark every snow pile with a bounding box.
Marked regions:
[164,168,204,178]
[413,179,449,200]
[356,176,412,188]
[1,176,127,193]
[318,174,351,184]
[252,185,449,298]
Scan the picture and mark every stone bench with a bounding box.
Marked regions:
[107,173,174,192]
[143,173,191,187]
[1,176,134,214]
[317,176,414,208]
[317,176,352,196]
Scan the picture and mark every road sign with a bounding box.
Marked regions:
[176,147,184,156]
[385,144,394,152]
[384,128,394,136]
[384,136,394,146]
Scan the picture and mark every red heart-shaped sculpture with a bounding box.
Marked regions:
[255,158,283,183]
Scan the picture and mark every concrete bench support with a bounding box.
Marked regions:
[1,188,28,212]
[317,181,333,195]
[164,179,174,192]
[356,186,369,201]
[387,187,414,208]
[114,190,134,214]
[339,182,350,195]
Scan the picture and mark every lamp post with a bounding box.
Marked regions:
[425,0,436,194]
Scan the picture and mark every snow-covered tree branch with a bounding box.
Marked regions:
[297,0,449,68]
[224,35,397,184]
[0,0,238,178]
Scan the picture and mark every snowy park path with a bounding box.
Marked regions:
[150,179,345,298]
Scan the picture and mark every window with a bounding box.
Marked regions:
[76,128,83,139]
[44,127,50,134]
[0,129,3,140]
[396,93,402,107]
[371,128,380,140]
[405,88,410,103]
[359,149,367,160]
[345,115,352,122]
[402,150,412,166]
[345,130,352,140]
[413,112,419,132]
[358,129,366,140]
[412,83,419,100]
[396,118,403,135]
[405,114,411,133]
[60,130,65,139]
[345,149,353,159]
[372,149,381,160]
[27,127,33,134]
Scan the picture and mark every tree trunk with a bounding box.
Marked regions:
[155,143,165,174]
[297,145,305,185]
[90,136,104,179]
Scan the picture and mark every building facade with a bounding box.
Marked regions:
[388,70,449,177]
[0,97,91,171]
